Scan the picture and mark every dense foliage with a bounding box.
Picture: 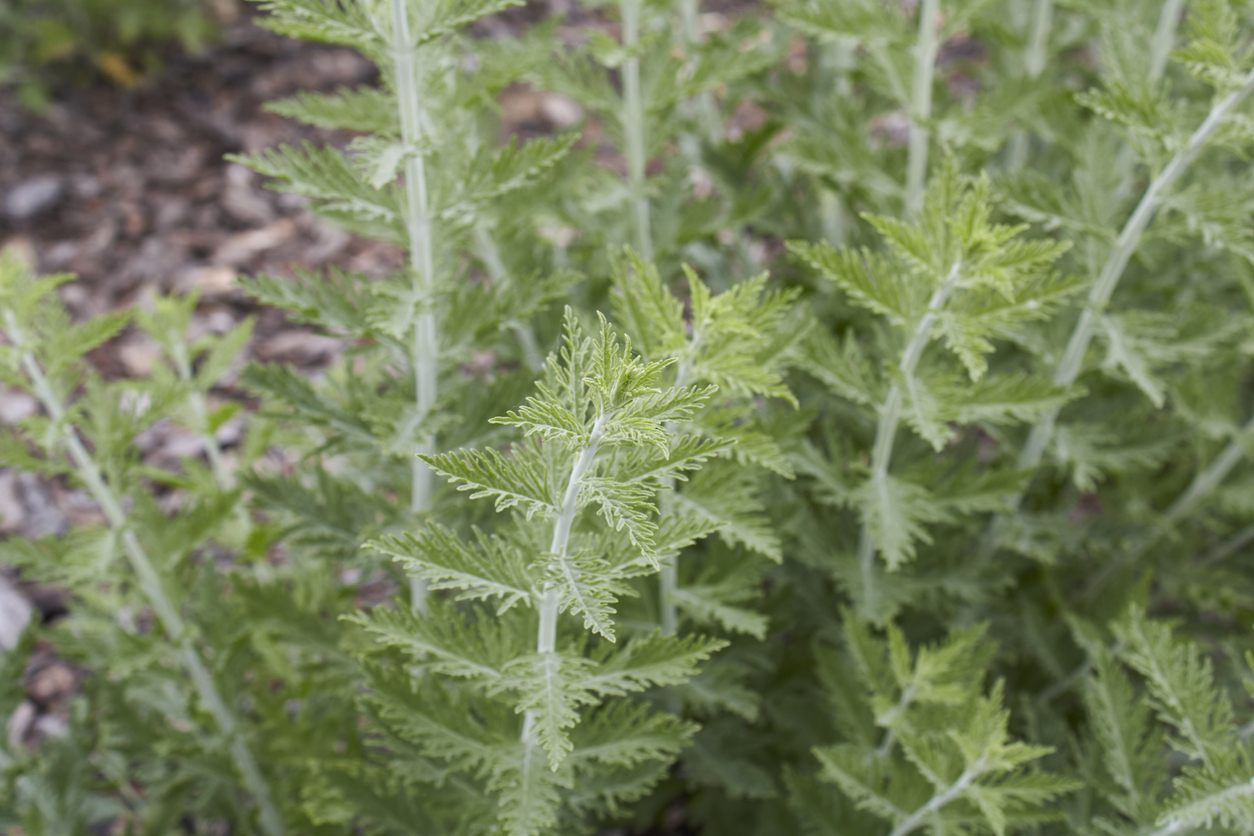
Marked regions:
[4,0,1254,834]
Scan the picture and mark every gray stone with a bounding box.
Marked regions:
[4,175,65,220]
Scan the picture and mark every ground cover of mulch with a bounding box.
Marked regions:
[0,0,590,753]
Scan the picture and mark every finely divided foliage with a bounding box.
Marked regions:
[4,1,1254,835]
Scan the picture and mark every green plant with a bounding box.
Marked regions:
[6,1,1254,835]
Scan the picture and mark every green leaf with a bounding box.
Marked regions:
[852,474,946,570]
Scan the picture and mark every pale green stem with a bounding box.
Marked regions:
[621,0,653,260]
[391,0,438,612]
[1200,520,1254,566]
[858,262,961,620]
[679,0,719,143]
[905,0,940,216]
[522,413,608,740]
[874,684,915,759]
[473,227,544,371]
[1114,0,1188,194]
[5,312,283,836]
[658,336,701,636]
[1018,66,1254,475]
[887,762,981,836]
[1006,0,1053,169]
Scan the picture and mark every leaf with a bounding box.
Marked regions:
[423,444,558,519]
[543,548,623,641]
[349,602,521,682]
[494,652,598,769]
[852,473,946,570]
[368,525,534,614]
[790,241,916,326]
[265,86,398,133]
[585,631,726,696]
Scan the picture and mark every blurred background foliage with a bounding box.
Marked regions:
[0,0,233,109]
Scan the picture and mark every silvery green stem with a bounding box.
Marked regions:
[391,0,438,612]
[1201,520,1254,566]
[1019,65,1254,474]
[1006,0,1052,169]
[905,0,940,216]
[887,763,981,836]
[621,0,653,260]
[473,227,544,371]
[522,413,608,740]
[1149,0,1187,82]
[5,313,283,836]
[858,262,961,620]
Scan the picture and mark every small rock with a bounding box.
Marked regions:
[0,471,26,534]
[256,331,342,365]
[118,335,163,377]
[33,713,68,741]
[540,93,583,128]
[222,163,275,226]
[16,473,66,538]
[0,577,32,651]
[181,265,237,296]
[0,235,37,269]
[27,661,75,705]
[7,701,35,750]
[212,219,296,266]
[0,387,37,424]
[4,175,65,220]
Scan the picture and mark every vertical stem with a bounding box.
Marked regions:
[391,0,438,612]
[1018,66,1254,475]
[858,262,961,619]
[1148,0,1187,83]
[1007,0,1052,169]
[6,315,283,836]
[621,0,653,260]
[523,414,608,739]
[905,0,940,216]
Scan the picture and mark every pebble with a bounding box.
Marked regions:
[0,576,31,651]
[4,175,65,220]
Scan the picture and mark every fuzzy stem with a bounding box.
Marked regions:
[1019,66,1254,475]
[858,261,961,620]
[905,0,940,216]
[391,0,438,612]
[522,413,608,740]
[621,0,653,260]
[1201,520,1254,566]
[5,313,283,836]
[887,762,981,836]
[1006,0,1052,169]
[1149,0,1187,82]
